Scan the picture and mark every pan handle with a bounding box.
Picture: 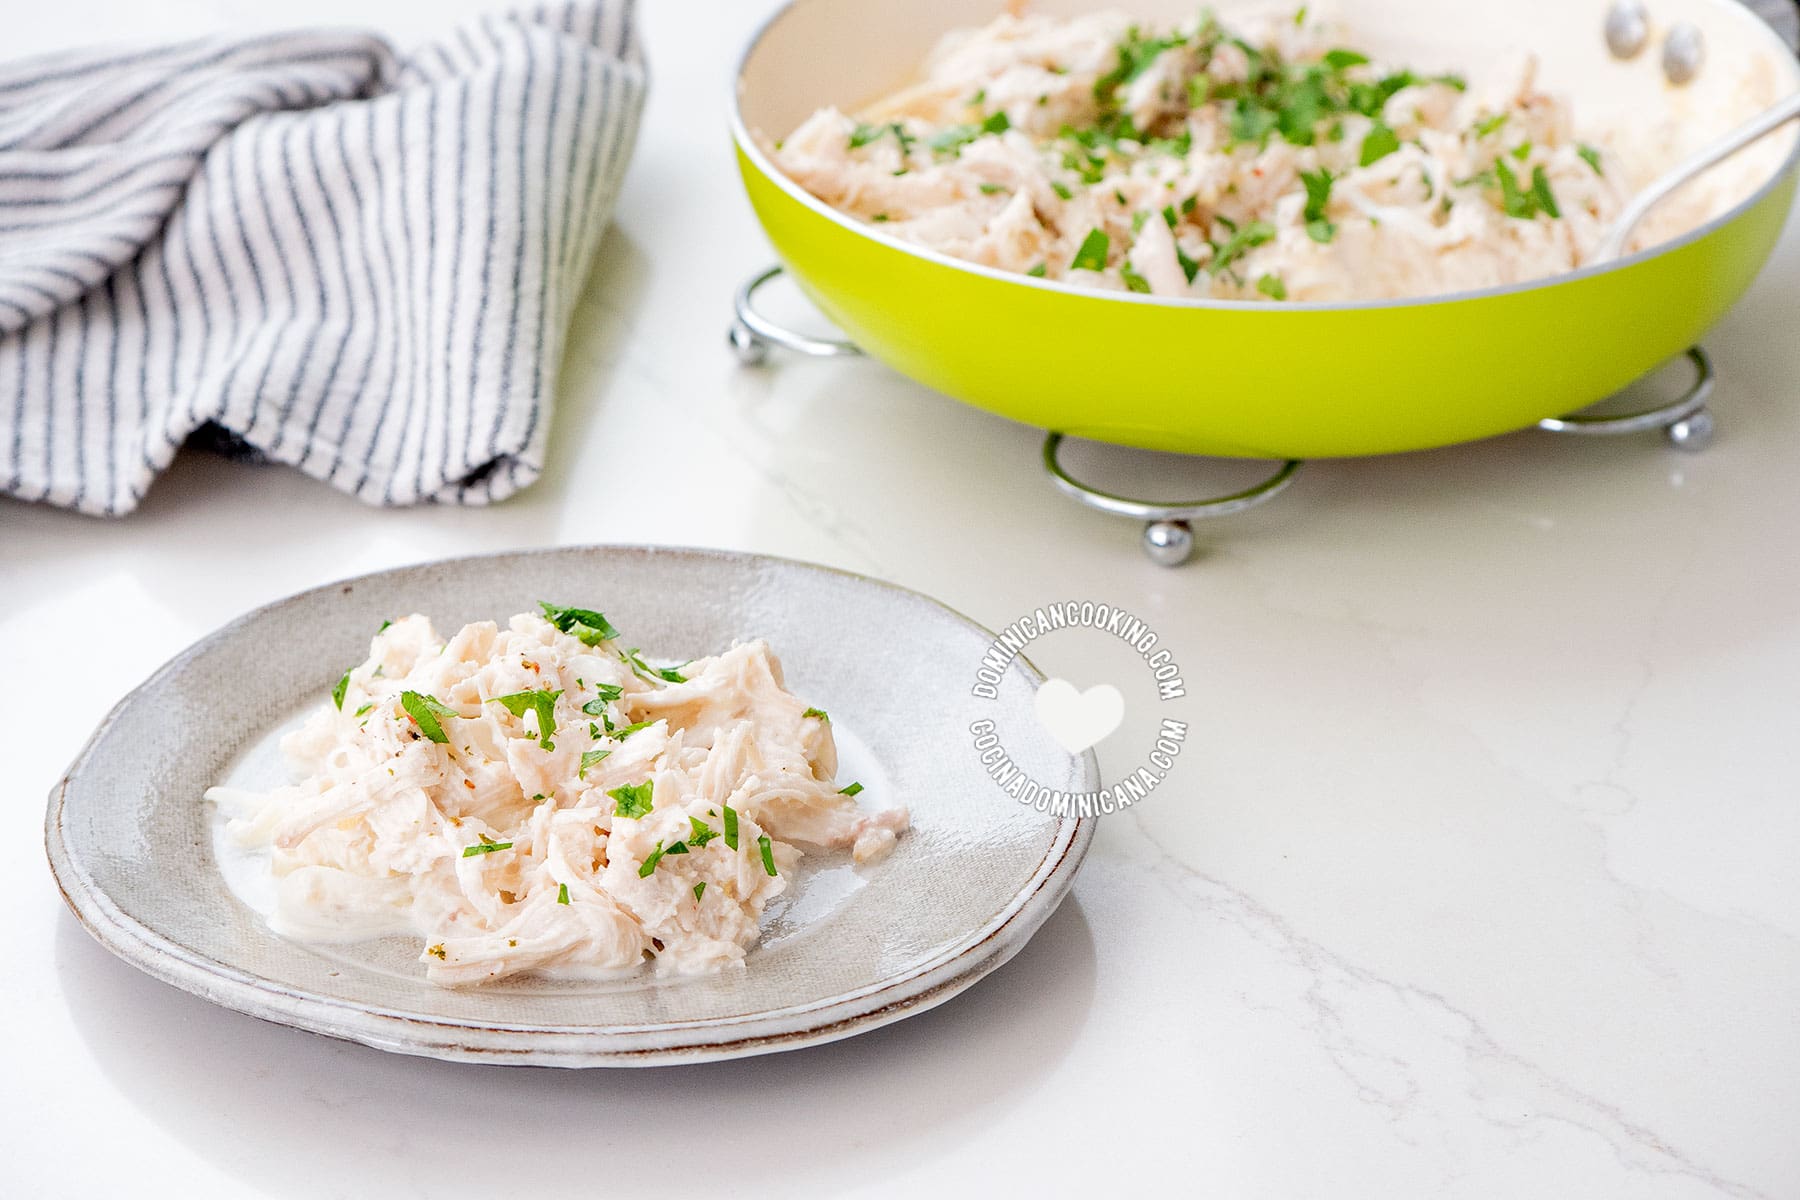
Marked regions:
[1537,346,1714,451]
[728,265,864,365]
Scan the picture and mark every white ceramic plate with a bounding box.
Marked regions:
[45,547,1095,1066]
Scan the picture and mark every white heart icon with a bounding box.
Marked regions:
[1032,678,1125,754]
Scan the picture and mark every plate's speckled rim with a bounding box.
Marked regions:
[44,546,1098,1067]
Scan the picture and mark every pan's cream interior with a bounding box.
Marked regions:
[737,0,1800,262]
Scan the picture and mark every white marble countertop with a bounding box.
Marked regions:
[7,2,1800,1197]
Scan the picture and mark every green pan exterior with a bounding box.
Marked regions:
[738,147,1796,458]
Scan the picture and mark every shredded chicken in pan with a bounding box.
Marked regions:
[208,607,906,985]
[764,8,1767,302]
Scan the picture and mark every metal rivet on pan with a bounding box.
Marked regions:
[1666,408,1714,451]
[1663,23,1705,85]
[1605,0,1650,58]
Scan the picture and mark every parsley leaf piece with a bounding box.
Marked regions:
[1210,220,1275,275]
[1473,112,1509,139]
[664,840,689,857]
[609,780,653,820]
[1256,273,1288,301]
[838,781,865,797]
[490,688,562,750]
[1306,219,1337,244]
[803,707,829,721]
[580,685,623,716]
[400,691,461,743]
[376,619,392,634]
[982,110,1010,135]
[1175,246,1202,284]
[578,749,611,779]
[722,804,740,850]
[462,839,513,857]
[620,648,685,684]
[693,882,707,901]
[1120,263,1153,294]
[538,602,619,646]
[1529,165,1560,218]
[1359,122,1400,166]
[1323,48,1369,69]
[609,719,656,741]
[638,841,668,878]
[758,835,778,877]
[1027,262,1049,277]
[978,182,1006,195]
[332,669,351,711]
[354,703,373,717]
[688,817,718,848]
[1050,181,1074,200]
[558,882,570,904]
[1070,228,1110,273]
[1577,143,1604,175]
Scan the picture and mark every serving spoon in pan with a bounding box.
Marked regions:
[1594,90,1800,261]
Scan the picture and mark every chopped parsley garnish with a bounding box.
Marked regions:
[578,748,611,778]
[803,707,829,721]
[462,834,513,857]
[722,804,740,850]
[1071,228,1110,272]
[838,781,864,796]
[609,780,653,820]
[1359,121,1399,166]
[758,835,778,877]
[1120,263,1153,293]
[688,817,719,847]
[1210,219,1275,275]
[1493,158,1559,219]
[1473,112,1509,139]
[1577,143,1603,175]
[848,121,913,154]
[538,601,619,645]
[638,841,668,877]
[490,688,562,750]
[621,648,686,684]
[609,719,656,740]
[332,669,351,710]
[377,619,393,634]
[926,110,1010,157]
[1027,262,1049,277]
[978,183,1006,194]
[1050,180,1074,200]
[354,703,373,717]
[872,213,890,223]
[557,882,570,904]
[1256,273,1288,301]
[400,691,461,743]
[1322,48,1368,70]
[693,882,706,901]
[1300,168,1336,243]
[664,840,689,856]
[580,686,622,716]
[1175,246,1202,284]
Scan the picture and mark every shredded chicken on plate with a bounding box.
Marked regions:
[207,607,907,985]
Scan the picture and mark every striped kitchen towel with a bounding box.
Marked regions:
[0,1,645,517]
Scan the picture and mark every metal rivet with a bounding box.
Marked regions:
[1605,0,1650,58]
[1142,520,1195,567]
[727,320,768,367]
[1666,408,1714,451]
[1663,23,1705,85]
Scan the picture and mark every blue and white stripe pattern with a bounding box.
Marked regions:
[0,2,644,516]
